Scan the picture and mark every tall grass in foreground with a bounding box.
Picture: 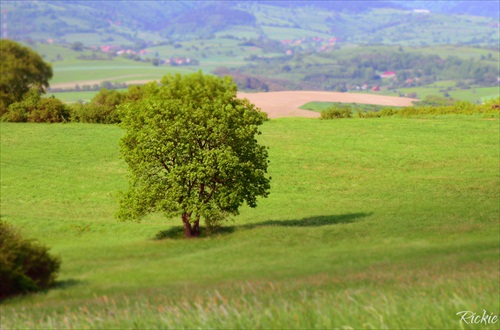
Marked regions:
[2,262,498,329]
[0,117,498,328]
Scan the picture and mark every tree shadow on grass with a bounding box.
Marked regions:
[241,212,372,229]
[153,225,237,240]
[154,226,186,240]
[52,279,86,290]
[154,212,372,240]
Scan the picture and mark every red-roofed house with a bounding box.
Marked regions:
[101,45,113,53]
[381,71,397,78]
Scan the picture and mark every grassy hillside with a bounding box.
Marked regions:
[1,117,498,328]
[330,8,499,46]
[372,86,500,103]
[3,1,499,47]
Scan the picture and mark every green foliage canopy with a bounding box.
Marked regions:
[70,88,124,123]
[116,73,271,238]
[0,40,53,110]
[1,88,70,123]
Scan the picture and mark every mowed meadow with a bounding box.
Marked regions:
[0,116,499,328]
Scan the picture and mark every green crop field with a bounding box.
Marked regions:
[411,45,499,61]
[448,87,500,103]
[51,61,195,84]
[300,101,404,113]
[261,25,333,41]
[46,91,101,103]
[1,116,498,328]
[46,89,127,103]
[143,38,270,72]
[377,86,500,103]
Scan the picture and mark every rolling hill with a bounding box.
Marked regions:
[1,1,498,47]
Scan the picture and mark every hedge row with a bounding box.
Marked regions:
[1,83,156,124]
[358,99,500,118]
[320,98,500,120]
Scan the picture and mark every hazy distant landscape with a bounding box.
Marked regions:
[2,0,499,102]
[0,1,499,328]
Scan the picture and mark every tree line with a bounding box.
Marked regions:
[224,48,499,92]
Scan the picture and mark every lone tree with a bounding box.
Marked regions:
[0,40,53,111]
[116,73,271,238]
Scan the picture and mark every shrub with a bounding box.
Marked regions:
[481,97,500,117]
[415,95,458,107]
[2,102,28,122]
[359,101,499,118]
[358,108,398,118]
[320,105,352,119]
[1,90,69,123]
[27,97,70,123]
[70,88,123,123]
[2,89,39,122]
[0,221,61,300]
[70,103,120,123]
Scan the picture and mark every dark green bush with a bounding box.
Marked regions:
[0,221,61,300]
[27,97,70,123]
[320,105,352,119]
[358,107,398,118]
[1,90,70,123]
[1,102,28,122]
[70,88,123,123]
[1,89,38,122]
[415,95,458,107]
[70,103,120,123]
[358,99,500,118]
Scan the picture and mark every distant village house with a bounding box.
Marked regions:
[380,71,397,78]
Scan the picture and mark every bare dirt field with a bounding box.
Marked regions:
[237,91,416,118]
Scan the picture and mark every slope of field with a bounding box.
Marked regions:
[50,65,195,85]
[238,91,416,118]
[5,1,498,47]
[1,117,498,328]
[365,84,498,103]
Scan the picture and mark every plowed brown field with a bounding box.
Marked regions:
[237,91,416,118]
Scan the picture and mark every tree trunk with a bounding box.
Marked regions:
[182,213,200,238]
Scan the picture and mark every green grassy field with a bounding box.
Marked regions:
[51,60,195,84]
[46,91,104,103]
[362,86,500,103]
[339,8,499,46]
[300,101,404,113]
[0,117,499,328]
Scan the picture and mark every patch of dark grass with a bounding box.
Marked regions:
[52,279,85,290]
